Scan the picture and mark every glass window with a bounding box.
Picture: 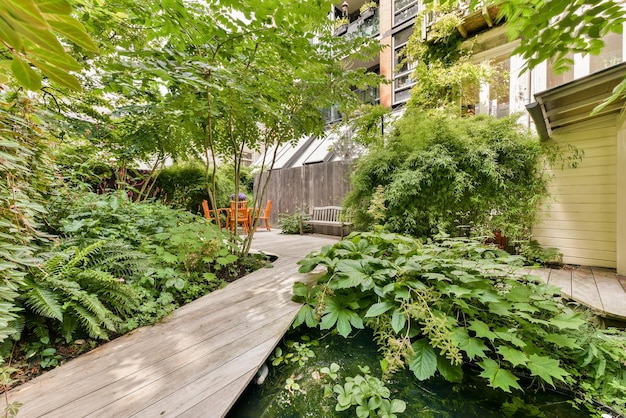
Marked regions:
[394,1,419,26]
[394,88,412,103]
[489,58,510,118]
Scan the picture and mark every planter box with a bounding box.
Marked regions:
[360,7,376,20]
[334,24,347,36]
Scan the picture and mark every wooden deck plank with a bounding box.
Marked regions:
[523,267,550,284]
[592,267,626,320]
[545,268,572,297]
[0,231,339,418]
[570,266,603,312]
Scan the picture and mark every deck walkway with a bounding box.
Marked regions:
[3,232,626,417]
[2,231,339,418]
[524,265,626,322]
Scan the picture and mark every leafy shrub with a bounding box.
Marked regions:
[153,162,213,211]
[152,162,251,212]
[518,240,563,266]
[293,231,626,415]
[344,110,550,241]
[278,211,310,235]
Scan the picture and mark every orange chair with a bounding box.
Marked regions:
[201,200,225,229]
[229,200,250,234]
[254,200,272,231]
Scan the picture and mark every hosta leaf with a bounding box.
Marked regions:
[497,346,528,367]
[527,354,568,386]
[478,358,522,393]
[544,334,580,349]
[408,339,437,381]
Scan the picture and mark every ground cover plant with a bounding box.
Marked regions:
[0,187,269,393]
[292,231,626,415]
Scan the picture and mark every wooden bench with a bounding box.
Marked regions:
[303,206,353,237]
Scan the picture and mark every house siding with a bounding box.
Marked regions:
[534,115,617,267]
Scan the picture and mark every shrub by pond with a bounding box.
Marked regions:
[232,232,626,416]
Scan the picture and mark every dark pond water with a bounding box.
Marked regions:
[227,328,592,418]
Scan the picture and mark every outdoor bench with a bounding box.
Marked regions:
[303,206,353,238]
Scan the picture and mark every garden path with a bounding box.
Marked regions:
[4,232,625,418]
[521,266,626,322]
[1,230,338,418]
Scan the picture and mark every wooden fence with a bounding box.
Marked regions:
[254,160,353,234]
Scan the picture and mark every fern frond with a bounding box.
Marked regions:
[21,279,63,321]
[65,288,112,324]
[88,240,151,277]
[67,304,109,340]
[60,315,78,343]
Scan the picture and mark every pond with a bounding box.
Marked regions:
[227,328,592,418]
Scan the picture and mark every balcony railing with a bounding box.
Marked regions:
[336,8,380,39]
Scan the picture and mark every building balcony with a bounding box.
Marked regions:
[335,7,380,39]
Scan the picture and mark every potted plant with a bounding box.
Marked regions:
[359,1,377,20]
[334,17,349,36]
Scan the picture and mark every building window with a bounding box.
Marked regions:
[590,32,623,73]
[393,0,419,26]
[393,26,417,106]
[489,57,510,118]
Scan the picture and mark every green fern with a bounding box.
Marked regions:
[21,279,62,321]
[20,240,141,341]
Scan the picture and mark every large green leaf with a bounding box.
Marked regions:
[45,13,99,52]
[527,354,569,386]
[11,57,41,90]
[408,339,437,381]
[478,358,522,393]
[550,312,586,330]
[468,319,497,341]
[391,308,406,334]
[544,333,580,349]
[364,301,395,318]
[3,0,48,29]
[497,346,528,367]
[436,353,463,383]
[37,0,72,14]
[454,328,489,360]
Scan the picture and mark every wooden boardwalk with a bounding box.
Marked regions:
[523,265,626,322]
[1,231,339,418]
[3,231,626,417]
